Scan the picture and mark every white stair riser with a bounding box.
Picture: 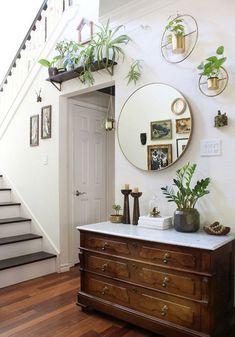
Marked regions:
[0,205,20,218]
[0,191,11,202]
[0,258,56,288]
[0,239,42,259]
[0,222,31,236]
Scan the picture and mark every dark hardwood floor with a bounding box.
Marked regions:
[0,266,155,337]
[0,266,234,337]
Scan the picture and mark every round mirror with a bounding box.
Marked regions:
[118,83,192,171]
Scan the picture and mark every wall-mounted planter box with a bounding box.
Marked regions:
[46,59,117,91]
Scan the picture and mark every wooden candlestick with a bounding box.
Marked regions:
[131,192,142,225]
[121,189,132,224]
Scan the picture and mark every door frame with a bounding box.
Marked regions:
[67,98,115,265]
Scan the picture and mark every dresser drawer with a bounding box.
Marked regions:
[85,274,130,306]
[84,234,130,256]
[86,254,129,279]
[132,263,202,300]
[138,244,199,270]
[130,288,200,330]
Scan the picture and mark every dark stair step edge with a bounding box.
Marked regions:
[0,202,21,207]
[0,217,31,225]
[0,251,57,271]
[0,175,2,177]
[0,233,43,246]
[0,188,11,191]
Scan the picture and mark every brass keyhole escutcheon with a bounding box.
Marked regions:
[162,276,169,288]
[161,304,168,316]
[101,242,109,251]
[163,252,170,264]
[101,286,109,295]
[101,263,108,272]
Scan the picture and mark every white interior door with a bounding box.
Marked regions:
[71,102,110,263]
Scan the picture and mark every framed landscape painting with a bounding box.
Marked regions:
[151,119,172,140]
[147,144,172,171]
[30,115,39,147]
[176,117,191,134]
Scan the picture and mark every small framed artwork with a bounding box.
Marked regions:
[30,115,39,147]
[147,144,172,171]
[171,97,187,115]
[176,138,189,157]
[176,117,191,134]
[151,119,172,140]
[41,105,52,139]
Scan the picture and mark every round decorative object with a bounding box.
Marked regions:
[161,14,198,64]
[198,67,229,97]
[171,98,187,115]
[118,83,193,171]
[174,208,200,233]
[203,222,230,235]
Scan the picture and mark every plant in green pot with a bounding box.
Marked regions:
[165,16,185,54]
[197,46,226,90]
[161,163,210,232]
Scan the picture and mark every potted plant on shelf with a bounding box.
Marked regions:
[165,16,185,54]
[161,163,210,232]
[38,56,61,76]
[110,204,123,223]
[197,46,226,90]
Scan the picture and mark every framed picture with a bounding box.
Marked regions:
[41,105,52,139]
[30,115,39,147]
[151,119,172,140]
[147,144,172,171]
[176,138,189,157]
[176,117,191,134]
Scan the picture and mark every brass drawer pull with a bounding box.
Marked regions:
[161,304,168,316]
[132,263,137,269]
[101,242,109,251]
[162,276,169,288]
[101,286,109,295]
[101,263,108,272]
[163,252,170,264]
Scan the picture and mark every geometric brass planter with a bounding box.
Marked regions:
[172,35,185,54]
[207,77,219,90]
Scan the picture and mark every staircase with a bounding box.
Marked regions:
[0,174,57,288]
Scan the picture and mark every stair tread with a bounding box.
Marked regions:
[0,202,21,207]
[0,251,56,270]
[0,217,31,225]
[0,233,43,245]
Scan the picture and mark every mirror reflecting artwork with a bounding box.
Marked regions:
[118,83,192,171]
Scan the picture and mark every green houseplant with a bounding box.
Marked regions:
[165,16,185,54]
[126,59,143,85]
[38,56,62,76]
[161,163,210,232]
[197,46,226,90]
[110,204,123,223]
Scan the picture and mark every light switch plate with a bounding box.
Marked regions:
[200,139,221,156]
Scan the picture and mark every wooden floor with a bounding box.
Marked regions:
[0,266,155,337]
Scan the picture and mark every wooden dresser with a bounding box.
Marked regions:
[77,222,235,337]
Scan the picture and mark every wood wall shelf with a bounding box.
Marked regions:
[46,59,117,91]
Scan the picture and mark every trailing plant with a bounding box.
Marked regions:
[197,46,226,79]
[78,42,96,85]
[126,59,143,85]
[161,163,210,209]
[165,16,185,39]
[112,204,122,216]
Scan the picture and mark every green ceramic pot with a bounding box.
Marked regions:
[174,208,200,233]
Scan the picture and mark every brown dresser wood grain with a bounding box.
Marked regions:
[78,230,235,337]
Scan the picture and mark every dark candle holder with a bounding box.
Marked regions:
[121,189,132,224]
[131,192,142,225]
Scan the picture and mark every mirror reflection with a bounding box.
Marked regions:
[118,83,192,171]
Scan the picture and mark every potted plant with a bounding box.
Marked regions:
[110,204,123,223]
[161,163,210,232]
[165,16,185,54]
[197,46,226,90]
[38,56,61,76]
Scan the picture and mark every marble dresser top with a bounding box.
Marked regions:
[77,221,235,250]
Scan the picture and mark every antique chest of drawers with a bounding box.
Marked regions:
[77,222,235,337]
